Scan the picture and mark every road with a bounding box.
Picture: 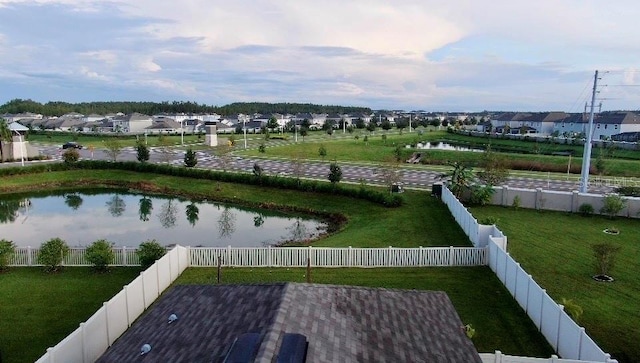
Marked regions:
[13,143,617,194]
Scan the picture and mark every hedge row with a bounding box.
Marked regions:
[0,161,404,207]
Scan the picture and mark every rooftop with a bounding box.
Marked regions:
[96,283,481,363]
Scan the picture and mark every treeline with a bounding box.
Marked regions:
[0,99,371,117]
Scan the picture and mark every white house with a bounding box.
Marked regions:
[112,113,153,133]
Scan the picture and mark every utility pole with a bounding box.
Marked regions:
[579,70,600,193]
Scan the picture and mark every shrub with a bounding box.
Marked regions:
[0,239,16,271]
[600,194,626,219]
[136,141,150,162]
[136,240,166,270]
[85,239,115,272]
[479,216,499,225]
[184,148,198,167]
[591,242,621,278]
[578,203,594,217]
[62,148,79,164]
[38,237,70,273]
[512,195,521,210]
[560,298,584,323]
[614,186,640,197]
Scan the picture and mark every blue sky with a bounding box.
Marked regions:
[0,0,638,112]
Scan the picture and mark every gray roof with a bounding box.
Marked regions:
[97,283,481,363]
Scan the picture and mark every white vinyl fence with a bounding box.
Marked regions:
[35,246,190,363]
[11,247,139,266]
[480,351,618,363]
[11,246,487,268]
[441,186,618,363]
[190,245,487,267]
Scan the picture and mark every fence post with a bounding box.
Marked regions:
[348,246,352,267]
[80,322,86,363]
[308,246,313,267]
[103,302,110,346]
[494,350,501,363]
[47,347,54,363]
[27,246,32,266]
[388,246,393,266]
[267,246,272,267]
[419,246,423,267]
[227,245,231,267]
[124,285,131,327]
[122,246,127,266]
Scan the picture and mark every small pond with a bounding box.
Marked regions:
[0,190,328,248]
[407,141,483,152]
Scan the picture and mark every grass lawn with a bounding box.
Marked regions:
[0,267,140,363]
[175,267,554,357]
[469,206,640,363]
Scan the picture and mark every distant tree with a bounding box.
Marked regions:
[106,194,126,217]
[64,193,83,210]
[267,116,279,133]
[0,118,11,162]
[318,144,327,160]
[136,141,150,162]
[184,148,197,167]
[62,148,80,164]
[139,197,153,221]
[103,138,123,161]
[300,127,308,141]
[328,162,342,185]
[381,120,392,131]
[366,122,376,133]
[326,127,334,137]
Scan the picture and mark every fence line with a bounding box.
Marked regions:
[35,246,190,363]
[11,245,487,268]
[11,247,139,267]
[479,351,618,363]
[441,186,617,363]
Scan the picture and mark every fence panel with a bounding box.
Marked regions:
[557,312,582,359]
[526,279,545,330]
[505,258,518,296]
[156,254,172,292]
[540,294,561,351]
[82,307,109,362]
[106,290,129,346]
[514,265,530,311]
[125,277,145,326]
[49,328,83,363]
[579,330,611,362]
[142,265,160,309]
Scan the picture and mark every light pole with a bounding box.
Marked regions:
[243,119,247,149]
[180,119,184,146]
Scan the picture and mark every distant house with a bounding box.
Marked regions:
[112,113,153,133]
[145,118,181,134]
[492,112,567,135]
[553,111,640,140]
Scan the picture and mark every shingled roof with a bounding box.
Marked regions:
[96,283,481,363]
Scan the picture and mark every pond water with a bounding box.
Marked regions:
[0,190,328,248]
[408,141,483,152]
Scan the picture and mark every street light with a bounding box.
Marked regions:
[243,119,247,149]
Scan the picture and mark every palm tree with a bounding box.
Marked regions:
[0,118,13,162]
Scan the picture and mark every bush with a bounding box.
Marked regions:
[578,203,594,217]
[38,237,70,273]
[136,240,166,269]
[512,195,521,210]
[184,148,197,167]
[0,239,16,271]
[86,239,115,272]
[614,186,640,197]
[560,297,584,323]
[480,216,499,225]
[62,149,79,164]
[591,242,621,278]
[600,194,626,219]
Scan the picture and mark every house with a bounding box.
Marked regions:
[146,118,181,134]
[492,112,568,135]
[96,284,481,363]
[112,113,153,133]
[553,111,640,140]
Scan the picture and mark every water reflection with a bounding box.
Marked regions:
[0,191,327,248]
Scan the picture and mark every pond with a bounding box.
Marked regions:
[0,190,328,248]
[408,141,483,152]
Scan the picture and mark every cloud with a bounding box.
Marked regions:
[0,0,638,111]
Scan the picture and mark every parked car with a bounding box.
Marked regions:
[62,142,83,149]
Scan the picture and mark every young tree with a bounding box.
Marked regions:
[300,127,308,141]
[216,145,233,172]
[103,138,123,162]
[477,145,509,185]
[0,118,12,162]
[378,163,403,194]
[136,140,150,163]
[442,162,474,199]
[267,116,279,134]
[328,162,342,184]
[184,148,198,167]
[318,144,327,160]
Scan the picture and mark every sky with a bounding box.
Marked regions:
[0,0,638,112]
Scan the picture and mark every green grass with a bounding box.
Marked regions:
[175,267,554,356]
[469,206,640,362]
[0,267,140,363]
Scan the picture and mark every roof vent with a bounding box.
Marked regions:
[140,343,152,356]
[168,313,178,324]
